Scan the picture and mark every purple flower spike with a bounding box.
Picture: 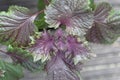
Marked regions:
[45,0,93,37]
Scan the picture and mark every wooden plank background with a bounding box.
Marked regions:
[0,0,120,80]
[0,0,38,12]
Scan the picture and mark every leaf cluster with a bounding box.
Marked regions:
[0,0,120,80]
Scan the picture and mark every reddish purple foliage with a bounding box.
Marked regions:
[30,28,90,61]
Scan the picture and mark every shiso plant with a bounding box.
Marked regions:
[0,0,120,80]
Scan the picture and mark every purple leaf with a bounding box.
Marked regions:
[45,0,93,37]
[6,46,43,72]
[46,53,80,80]
[0,6,39,46]
[66,36,89,56]
[86,2,120,44]
[65,36,91,65]
[63,53,83,71]
[94,2,112,22]
[29,30,57,62]
[29,28,91,63]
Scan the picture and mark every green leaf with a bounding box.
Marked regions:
[89,0,95,10]
[7,46,45,72]
[35,0,52,30]
[0,60,23,80]
[38,0,44,10]
[0,6,38,47]
[34,16,48,30]
[38,0,51,10]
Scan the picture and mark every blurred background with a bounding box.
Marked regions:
[0,0,120,80]
[0,0,38,11]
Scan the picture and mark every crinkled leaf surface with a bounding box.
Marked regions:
[94,2,112,22]
[0,6,38,46]
[46,54,80,80]
[45,0,93,37]
[7,45,44,72]
[86,2,120,44]
[0,60,23,80]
